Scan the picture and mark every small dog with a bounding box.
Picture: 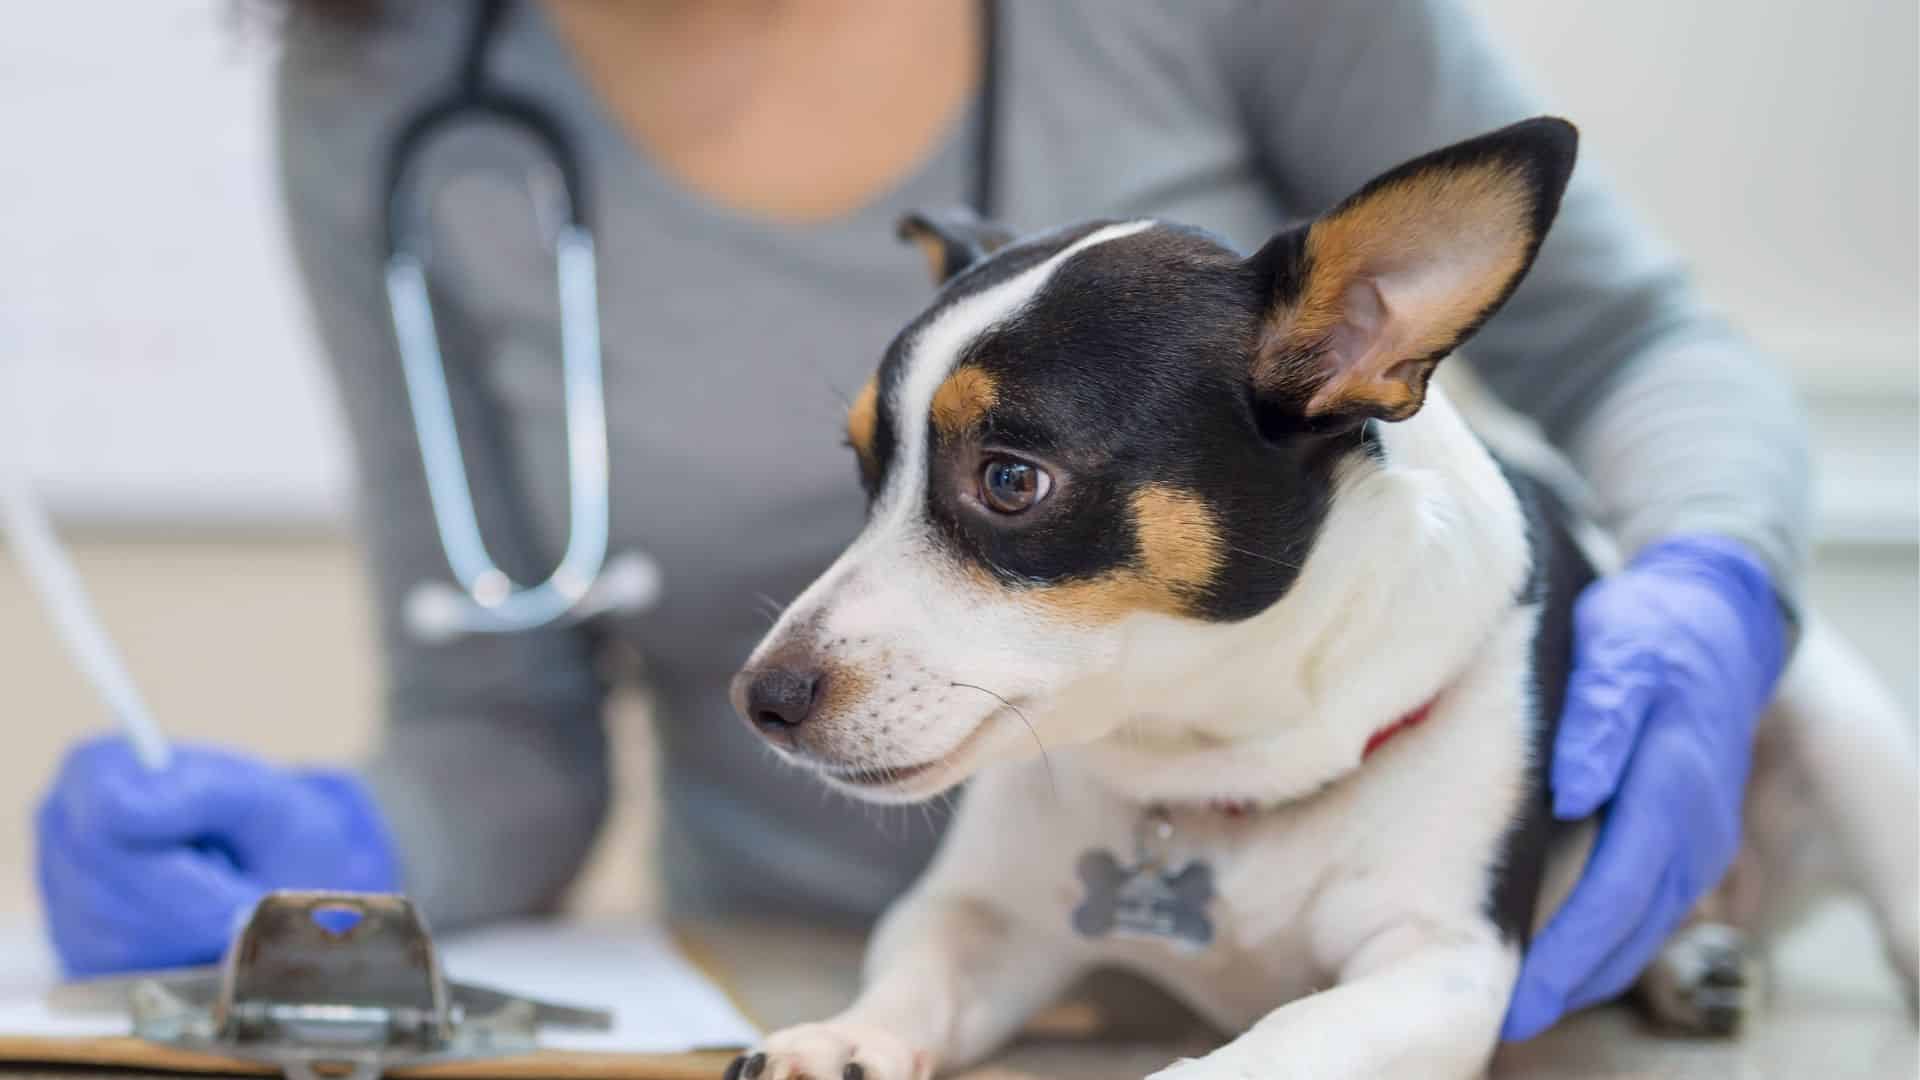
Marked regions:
[727,118,1919,1079]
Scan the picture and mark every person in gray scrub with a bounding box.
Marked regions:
[36,0,1807,1041]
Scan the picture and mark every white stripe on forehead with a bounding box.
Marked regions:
[876,220,1155,530]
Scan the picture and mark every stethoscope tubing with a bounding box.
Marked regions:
[384,227,610,635]
[383,0,631,640]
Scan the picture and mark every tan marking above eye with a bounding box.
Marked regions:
[1029,484,1226,624]
[930,365,998,439]
[847,376,880,461]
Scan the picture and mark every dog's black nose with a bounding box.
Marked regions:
[738,667,821,736]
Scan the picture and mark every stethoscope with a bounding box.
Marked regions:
[381,0,1001,642]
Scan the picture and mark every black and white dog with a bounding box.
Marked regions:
[728,118,1918,1079]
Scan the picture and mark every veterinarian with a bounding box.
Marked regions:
[36,0,1800,1041]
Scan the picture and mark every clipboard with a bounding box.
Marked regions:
[0,893,757,1080]
[0,1038,735,1080]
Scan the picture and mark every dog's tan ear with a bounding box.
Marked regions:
[1249,117,1578,423]
[897,208,1016,285]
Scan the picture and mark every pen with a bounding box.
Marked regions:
[0,465,172,771]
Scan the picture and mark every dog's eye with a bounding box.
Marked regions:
[979,456,1052,514]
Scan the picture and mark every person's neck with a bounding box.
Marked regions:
[540,0,980,224]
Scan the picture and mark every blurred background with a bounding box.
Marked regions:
[1,0,1913,944]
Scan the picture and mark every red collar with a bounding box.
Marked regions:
[1207,698,1438,818]
[1362,699,1437,760]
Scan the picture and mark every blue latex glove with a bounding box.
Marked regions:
[35,737,399,976]
[1503,534,1787,1040]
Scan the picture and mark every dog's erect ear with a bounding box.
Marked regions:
[1248,117,1578,423]
[897,208,1016,285]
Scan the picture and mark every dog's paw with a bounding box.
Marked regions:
[724,1021,932,1080]
[1638,922,1762,1037]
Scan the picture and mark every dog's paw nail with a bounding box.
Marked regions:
[1643,923,1761,1037]
[756,1020,923,1080]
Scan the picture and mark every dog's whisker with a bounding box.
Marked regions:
[1225,544,1303,572]
[950,681,1057,803]
[822,370,855,412]
[841,783,896,842]
[752,592,790,625]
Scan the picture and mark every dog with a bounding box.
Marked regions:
[725,117,1919,1079]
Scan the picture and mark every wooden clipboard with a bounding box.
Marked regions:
[0,1038,737,1080]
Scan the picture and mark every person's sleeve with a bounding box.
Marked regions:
[1218,0,1813,614]
[273,39,611,930]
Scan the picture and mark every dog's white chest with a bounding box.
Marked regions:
[948,686,1533,1032]
[1042,794,1357,1029]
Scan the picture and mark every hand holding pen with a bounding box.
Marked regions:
[3,468,399,975]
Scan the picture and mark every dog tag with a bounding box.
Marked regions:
[1071,808,1214,949]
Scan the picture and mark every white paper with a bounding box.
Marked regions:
[439,919,759,1053]
[0,918,758,1056]
[0,922,118,1041]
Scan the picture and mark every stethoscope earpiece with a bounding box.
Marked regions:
[403,549,662,643]
[576,551,665,617]
[402,580,475,645]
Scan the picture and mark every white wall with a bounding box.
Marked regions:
[1,4,344,525]
[1473,0,1917,384]
[3,0,1915,537]
[1469,0,1919,546]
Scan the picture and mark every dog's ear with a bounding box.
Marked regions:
[1247,117,1578,423]
[897,208,1016,285]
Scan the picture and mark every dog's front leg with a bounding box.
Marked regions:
[1149,923,1516,1080]
[737,890,1081,1080]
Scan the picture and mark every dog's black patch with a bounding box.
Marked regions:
[880,224,1353,619]
[864,222,1119,503]
[1484,463,1596,942]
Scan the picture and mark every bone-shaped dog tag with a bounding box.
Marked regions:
[1071,846,1215,950]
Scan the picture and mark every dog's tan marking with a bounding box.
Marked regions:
[930,365,998,439]
[815,662,872,723]
[1132,484,1227,591]
[1258,160,1536,421]
[847,376,880,462]
[1033,485,1224,623]
[904,227,951,284]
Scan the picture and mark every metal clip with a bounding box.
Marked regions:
[126,891,611,1080]
[1134,805,1176,870]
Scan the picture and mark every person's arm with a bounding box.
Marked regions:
[1217,0,1805,1038]
[273,34,612,932]
[1219,0,1811,604]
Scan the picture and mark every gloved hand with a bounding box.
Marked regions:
[1503,534,1787,1040]
[35,737,399,976]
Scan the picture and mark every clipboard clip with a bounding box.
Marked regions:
[125,891,611,1080]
